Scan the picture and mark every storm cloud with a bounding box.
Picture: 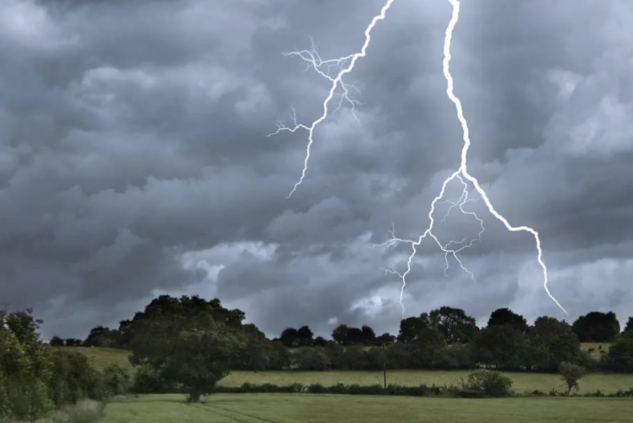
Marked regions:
[1,0,632,339]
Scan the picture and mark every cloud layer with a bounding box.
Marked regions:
[1,0,632,339]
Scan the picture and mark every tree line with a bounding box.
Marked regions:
[41,295,633,402]
[51,296,633,376]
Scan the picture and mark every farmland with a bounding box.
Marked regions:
[219,369,632,395]
[68,347,632,395]
[101,394,633,423]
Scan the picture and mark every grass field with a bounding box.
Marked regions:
[101,394,633,423]
[52,346,134,372]
[581,342,611,360]
[219,370,633,394]
[65,346,631,395]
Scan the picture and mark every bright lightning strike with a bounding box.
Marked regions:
[268,0,395,199]
[377,0,568,317]
[273,0,568,319]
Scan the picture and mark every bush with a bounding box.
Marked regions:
[461,370,513,397]
[214,382,463,398]
[130,364,178,394]
[0,309,113,422]
[294,348,331,371]
[101,364,132,397]
[601,337,633,372]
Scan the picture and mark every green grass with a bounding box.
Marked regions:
[61,346,629,394]
[580,342,611,360]
[51,347,133,373]
[101,394,633,423]
[1,399,104,423]
[220,370,632,394]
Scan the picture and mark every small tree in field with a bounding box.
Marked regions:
[558,362,585,395]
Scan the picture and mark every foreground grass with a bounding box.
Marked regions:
[1,400,103,423]
[220,370,632,394]
[101,394,632,423]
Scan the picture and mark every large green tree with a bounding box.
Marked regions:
[571,311,620,342]
[427,306,479,344]
[602,336,633,372]
[130,311,250,402]
[527,316,581,371]
[128,295,263,402]
[472,325,527,370]
[397,315,429,343]
[487,308,528,333]
[621,317,633,337]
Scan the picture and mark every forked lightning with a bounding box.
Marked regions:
[272,0,568,318]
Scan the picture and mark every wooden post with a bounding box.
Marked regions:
[382,343,387,389]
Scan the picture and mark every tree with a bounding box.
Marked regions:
[622,317,633,337]
[472,325,527,370]
[125,295,246,353]
[427,306,479,344]
[279,328,299,348]
[487,308,528,333]
[397,316,428,343]
[312,336,328,347]
[129,310,252,403]
[49,336,65,347]
[558,362,585,395]
[360,325,377,344]
[376,332,396,344]
[0,308,105,421]
[267,340,292,370]
[602,336,633,372]
[324,341,344,369]
[117,319,135,349]
[528,316,581,371]
[332,324,350,346]
[296,326,314,347]
[346,327,364,345]
[64,338,82,347]
[83,326,121,348]
[128,295,263,402]
[410,327,448,369]
[571,311,620,342]
[239,324,271,371]
[294,347,330,371]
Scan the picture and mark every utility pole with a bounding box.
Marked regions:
[382,342,387,389]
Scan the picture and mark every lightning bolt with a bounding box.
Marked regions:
[378,0,567,317]
[273,0,568,318]
[269,0,395,199]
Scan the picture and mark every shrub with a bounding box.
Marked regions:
[101,364,132,397]
[601,337,633,372]
[294,348,331,371]
[130,364,178,394]
[306,383,328,393]
[461,369,513,397]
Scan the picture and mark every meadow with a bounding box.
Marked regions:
[70,347,631,395]
[220,370,633,395]
[101,394,633,423]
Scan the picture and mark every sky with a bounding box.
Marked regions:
[1,0,632,340]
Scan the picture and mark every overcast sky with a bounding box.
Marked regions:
[1,0,632,340]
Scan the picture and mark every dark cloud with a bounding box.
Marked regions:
[0,0,631,339]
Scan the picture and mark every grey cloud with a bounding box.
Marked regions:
[0,0,631,339]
